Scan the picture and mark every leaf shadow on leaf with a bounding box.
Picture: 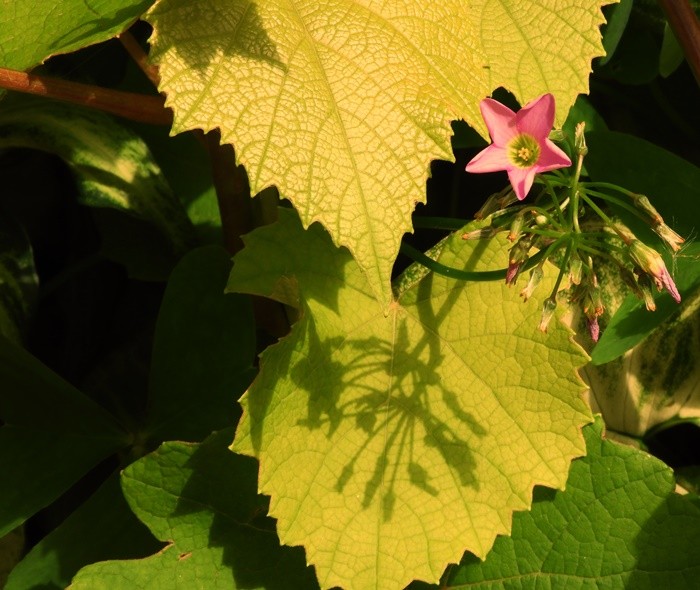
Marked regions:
[44,4,153,56]
[629,484,700,585]
[288,269,487,523]
[171,429,320,590]
[149,0,286,80]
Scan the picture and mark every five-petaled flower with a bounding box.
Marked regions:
[466,93,572,200]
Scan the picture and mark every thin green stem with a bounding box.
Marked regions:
[581,189,648,223]
[549,239,573,296]
[569,153,585,233]
[399,242,546,282]
[539,175,566,224]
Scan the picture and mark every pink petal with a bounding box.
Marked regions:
[659,267,681,303]
[516,94,556,140]
[480,98,518,145]
[535,138,572,172]
[507,167,537,200]
[465,144,510,173]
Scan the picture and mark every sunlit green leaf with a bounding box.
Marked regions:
[68,430,319,590]
[422,417,700,589]
[146,0,611,305]
[0,0,154,71]
[228,209,592,590]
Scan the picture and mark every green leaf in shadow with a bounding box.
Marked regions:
[145,246,256,443]
[0,335,127,537]
[417,417,700,589]
[5,473,161,590]
[0,95,197,279]
[68,429,319,590]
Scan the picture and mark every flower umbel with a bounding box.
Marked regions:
[466,94,572,200]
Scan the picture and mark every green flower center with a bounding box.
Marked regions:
[507,133,541,168]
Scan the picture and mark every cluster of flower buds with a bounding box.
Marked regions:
[463,94,684,342]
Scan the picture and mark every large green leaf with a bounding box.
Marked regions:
[0,0,154,71]
[0,335,127,537]
[145,246,256,443]
[424,417,700,589]
[68,430,319,590]
[145,0,611,306]
[5,473,161,590]
[0,96,197,276]
[227,209,592,590]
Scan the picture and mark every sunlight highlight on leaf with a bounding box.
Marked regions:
[146,0,611,306]
[227,209,592,590]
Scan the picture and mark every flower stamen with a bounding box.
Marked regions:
[508,134,541,168]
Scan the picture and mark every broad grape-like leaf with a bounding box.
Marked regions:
[0,95,197,278]
[227,209,592,590]
[0,0,154,71]
[145,0,612,305]
[427,417,700,589]
[68,430,319,590]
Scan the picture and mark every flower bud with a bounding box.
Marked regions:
[568,254,583,285]
[520,263,544,301]
[653,222,685,252]
[538,297,557,333]
[497,190,519,210]
[475,192,505,220]
[586,316,600,342]
[462,227,501,240]
[508,210,526,242]
[628,239,681,303]
[631,194,663,225]
[634,271,658,311]
[506,235,532,285]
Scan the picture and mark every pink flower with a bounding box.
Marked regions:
[466,94,572,200]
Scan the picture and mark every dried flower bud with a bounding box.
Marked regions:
[508,211,526,242]
[634,271,658,311]
[475,192,505,220]
[506,235,532,285]
[520,263,544,301]
[538,297,557,333]
[631,194,663,225]
[628,239,681,303]
[497,190,519,209]
[653,222,685,252]
[569,254,583,285]
[462,227,501,240]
